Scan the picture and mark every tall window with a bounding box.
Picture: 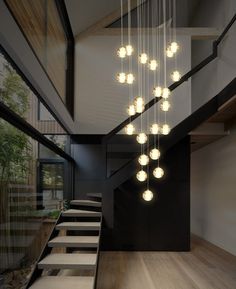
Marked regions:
[0,49,73,287]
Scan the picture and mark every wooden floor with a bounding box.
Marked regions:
[97,236,236,289]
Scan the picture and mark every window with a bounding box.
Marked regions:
[0,51,70,152]
[5,0,74,115]
[0,48,74,287]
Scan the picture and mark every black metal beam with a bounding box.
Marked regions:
[55,0,75,118]
[109,77,236,178]
[103,13,236,143]
[0,101,75,163]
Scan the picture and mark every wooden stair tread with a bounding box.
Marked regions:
[29,276,94,289]
[48,236,99,247]
[87,193,102,198]
[56,222,101,230]
[62,209,101,217]
[38,253,97,269]
[70,200,101,207]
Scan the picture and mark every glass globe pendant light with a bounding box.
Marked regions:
[126,73,135,84]
[125,123,135,135]
[162,87,170,99]
[136,132,147,144]
[127,104,136,116]
[126,45,134,56]
[139,53,148,64]
[166,47,174,58]
[136,170,147,182]
[134,96,145,113]
[153,167,164,178]
[171,70,181,82]
[150,123,160,135]
[117,72,126,83]
[170,42,179,54]
[153,86,162,97]
[161,100,170,112]
[142,190,153,201]
[162,124,171,135]
[149,59,158,71]
[117,46,127,58]
[138,154,149,166]
[149,148,160,160]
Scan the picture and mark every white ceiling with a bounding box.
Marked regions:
[65,0,123,36]
[65,0,201,37]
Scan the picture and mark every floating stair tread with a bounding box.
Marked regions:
[70,200,101,207]
[38,253,97,269]
[56,222,101,230]
[62,209,101,217]
[29,276,94,289]
[48,236,99,247]
[87,193,102,198]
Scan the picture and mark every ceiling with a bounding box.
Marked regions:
[65,0,122,36]
[65,0,201,37]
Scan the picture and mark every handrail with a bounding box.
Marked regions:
[103,13,236,143]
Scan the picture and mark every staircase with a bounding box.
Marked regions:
[26,193,102,289]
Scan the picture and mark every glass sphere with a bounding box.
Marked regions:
[136,132,148,144]
[143,190,153,201]
[162,87,170,99]
[166,47,174,58]
[149,59,158,71]
[117,72,126,83]
[126,45,134,56]
[171,70,181,82]
[117,46,126,58]
[138,154,149,166]
[150,123,160,135]
[126,73,135,84]
[161,100,170,112]
[153,86,162,97]
[134,97,145,113]
[149,148,161,160]
[153,167,164,178]
[162,124,171,135]
[136,170,147,182]
[139,53,148,64]
[127,104,136,116]
[125,123,135,135]
[170,42,179,53]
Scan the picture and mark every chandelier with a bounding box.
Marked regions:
[116,0,181,201]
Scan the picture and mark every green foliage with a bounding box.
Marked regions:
[0,63,30,118]
[0,61,32,183]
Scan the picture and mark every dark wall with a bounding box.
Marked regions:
[102,136,191,251]
[71,143,106,199]
[72,136,190,251]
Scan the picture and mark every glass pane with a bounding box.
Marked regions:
[0,51,69,151]
[40,163,64,210]
[6,0,67,102]
[0,117,69,287]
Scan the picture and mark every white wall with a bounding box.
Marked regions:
[191,126,236,255]
[191,0,236,112]
[190,0,236,256]
[75,34,191,134]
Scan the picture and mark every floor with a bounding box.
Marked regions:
[97,236,236,289]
